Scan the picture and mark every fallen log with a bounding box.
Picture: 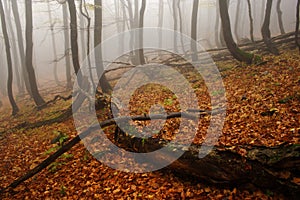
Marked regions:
[1,110,299,199]
[116,134,300,199]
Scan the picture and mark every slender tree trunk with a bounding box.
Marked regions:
[219,0,253,64]
[0,0,19,115]
[219,0,228,47]
[133,0,140,64]
[234,0,241,42]
[276,0,285,34]
[246,0,254,42]
[191,0,199,61]
[79,8,86,62]
[158,0,164,56]
[47,0,60,86]
[3,0,23,95]
[215,0,221,47]
[25,0,45,106]
[121,0,126,53]
[126,0,135,64]
[172,0,178,52]
[296,0,300,52]
[62,3,72,89]
[94,0,112,93]
[67,0,80,75]
[0,50,7,96]
[261,0,279,55]
[114,0,122,51]
[137,0,146,65]
[260,0,265,27]
[79,0,95,91]
[11,0,32,96]
[177,0,186,55]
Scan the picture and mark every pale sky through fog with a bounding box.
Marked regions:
[0,0,298,84]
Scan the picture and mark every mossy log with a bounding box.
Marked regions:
[116,131,300,199]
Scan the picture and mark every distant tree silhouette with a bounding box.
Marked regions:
[246,0,254,42]
[191,0,199,61]
[11,0,32,96]
[276,0,285,34]
[62,3,72,89]
[137,0,146,65]
[47,0,60,86]
[234,0,241,43]
[172,0,178,52]
[3,0,23,95]
[0,0,19,115]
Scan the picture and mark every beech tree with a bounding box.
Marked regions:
[25,0,45,107]
[172,0,178,52]
[246,0,254,42]
[47,0,60,86]
[214,0,221,47]
[158,0,164,53]
[276,0,285,34]
[137,0,146,65]
[11,0,32,96]
[191,0,199,61]
[219,0,253,64]
[234,0,241,43]
[94,0,112,93]
[62,3,72,89]
[261,0,279,55]
[0,0,19,115]
[3,1,23,95]
[67,0,81,75]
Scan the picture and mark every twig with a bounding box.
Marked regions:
[1,110,214,192]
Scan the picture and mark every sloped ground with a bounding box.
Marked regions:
[0,49,299,199]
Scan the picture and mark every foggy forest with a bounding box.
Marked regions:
[0,0,300,199]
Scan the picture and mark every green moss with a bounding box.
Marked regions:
[236,48,254,64]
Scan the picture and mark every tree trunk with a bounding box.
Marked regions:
[137,0,146,65]
[25,0,45,107]
[47,0,60,86]
[219,0,253,64]
[191,0,199,61]
[296,0,300,52]
[276,0,285,34]
[177,0,186,55]
[79,0,96,91]
[0,0,19,115]
[3,0,23,95]
[125,0,136,64]
[234,0,241,42]
[94,0,112,93]
[67,0,80,75]
[62,3,72,89]
[11,0,32,96]
[246,0,254,42]
[158,0,164,56]
[261,0,279,55]
[172,0,178,52]
[133,0,140,65]
[214,0,221,47]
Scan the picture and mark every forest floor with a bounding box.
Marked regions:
[0,48,299,199]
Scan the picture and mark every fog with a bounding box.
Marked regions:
[0,0,298,89]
